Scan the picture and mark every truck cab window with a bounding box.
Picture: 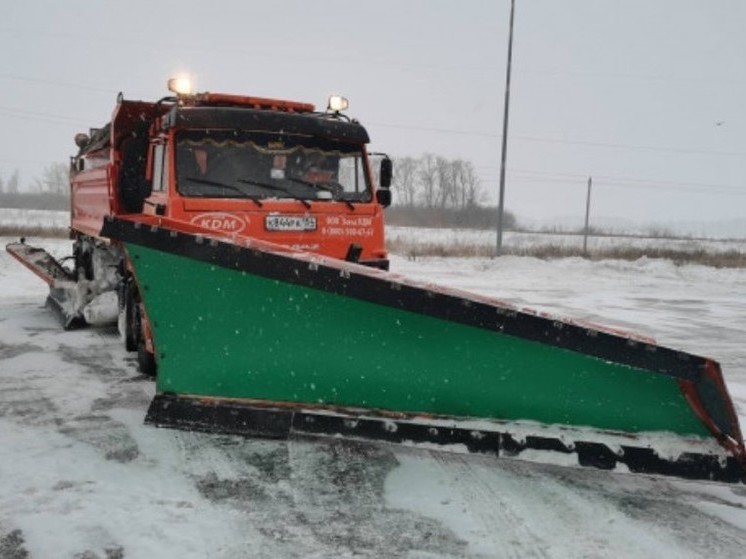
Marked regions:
[152,144,168,192]
[175,131,372,203]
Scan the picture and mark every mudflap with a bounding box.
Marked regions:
[146,394,746,484]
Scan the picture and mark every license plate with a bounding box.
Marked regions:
[265,215,317,232]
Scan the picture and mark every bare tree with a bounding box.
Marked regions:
[33,163,68,195]
[6,169,19,194]
[418,153,439,209]
[392,156,420,207]
[435,156,456,209]
[452,159,482,209]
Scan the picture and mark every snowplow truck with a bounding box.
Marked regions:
[6,80,746,484]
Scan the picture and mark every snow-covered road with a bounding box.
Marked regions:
[2,238,746,558]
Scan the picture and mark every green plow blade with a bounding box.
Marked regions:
[101,216,746,483]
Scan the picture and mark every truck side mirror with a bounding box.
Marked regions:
[379,157,392,188]
[376,189,392,207]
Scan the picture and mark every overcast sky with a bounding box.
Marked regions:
[1,1,744,229]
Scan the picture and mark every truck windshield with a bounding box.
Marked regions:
[176,130,372,203]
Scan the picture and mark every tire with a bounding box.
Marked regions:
[137,340,157,378]
[74,244,94,281]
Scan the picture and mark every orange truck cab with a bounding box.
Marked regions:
[71,84,392,269]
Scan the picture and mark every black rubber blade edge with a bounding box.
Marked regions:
[145,393,291,438]
[45,293,86,330]
[145,394,745,484]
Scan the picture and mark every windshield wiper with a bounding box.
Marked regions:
[286,177,355,210]
[238,178,311,209]
[182,176,263,207]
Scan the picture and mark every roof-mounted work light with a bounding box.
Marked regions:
[167,76,193,96]
[327,95,349,113]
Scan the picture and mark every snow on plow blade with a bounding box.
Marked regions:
[5,241,86,329]
[101,216,746,484]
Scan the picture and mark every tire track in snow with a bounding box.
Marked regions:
[173,431,330,557]
[547,469,746,557]
[173,432,469,558]
[0,370,59,428]
[389,448,741,558]
[287,437,467,557]
[425,451,551,558]
[0,302,149,464]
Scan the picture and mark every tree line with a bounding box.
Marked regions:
[0,163,69,210]
[388,154,515,230]
[392,154,484,210]
[1,156,516,230]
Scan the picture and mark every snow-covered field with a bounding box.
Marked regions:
[2,233,746,558]
[2,208,745,256]
[0,209,69,231]
[387,225,746,255]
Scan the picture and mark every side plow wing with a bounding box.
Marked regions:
[101,216,746,484]
[5,241,86,329]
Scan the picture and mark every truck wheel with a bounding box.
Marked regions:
[124,282,138,352]
[137,341,157,378]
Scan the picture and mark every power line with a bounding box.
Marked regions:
[0,157,63,165]
[3,25,745,87]
[512,135,746,158]
[516,69,746,87]
[504,175,746,196]
[0,105,95,125]
[370,122,746,158]
[1,73,742,159]
[400,159,745,196]
[507,168,746,193]
[370,122,501,139]
[0,73,117,94]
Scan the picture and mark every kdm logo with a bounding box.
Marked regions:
[190,213,247,233]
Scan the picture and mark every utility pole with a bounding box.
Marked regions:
[496,0,516,256]
[583,176,592,254]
